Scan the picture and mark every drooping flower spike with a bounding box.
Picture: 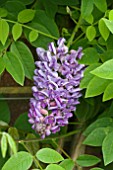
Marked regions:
[28,38,85,138]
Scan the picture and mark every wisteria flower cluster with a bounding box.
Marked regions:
[28,38,84,138]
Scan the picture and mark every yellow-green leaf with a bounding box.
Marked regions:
[12,23,22,41]
[0,20,9,45]
[3,52,25,85]
[86,26,96,41]
[29,30,38,42]
[99,19,110,41]
[1,133,8,158]
[18,9,35,23]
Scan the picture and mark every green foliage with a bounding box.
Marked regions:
[102,131,113,165]
[83,117,113,136]
[18,9,36,23]
[91,59,113,80]
[10,41,35,79]
[1,133,8,158]
[0,99,10,123]
[36,148,64,163]
[25,134,40,155]
[81,0,94,19]
[79,47,99,65]
[103,82,113,101]
[6,133,17,155]
[45,164,65,170]
[42,0,58,18]
[3,52,25,85]
[0,0,113,169]
[2,151,33,170]
[12,23,23,41]
[85,76,110,98]
[60,159,75,170]
[90,168,104,170]
[29,30,39,42]
[0,20,9,45]
[103,18,113,34]
[14,112,33,133]
[80,63,101,89]
[98,19,110,41]
[76,154,101,167]
[93,0,107,12]
[0,8,8,17]
[0,132,17,159]
[33,10,59,38]
[50,0,79,6]
[86,26,96,41]
[0,57,5,74]
[83,127,107,147]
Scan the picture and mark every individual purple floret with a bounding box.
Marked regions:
[28,38,85,138]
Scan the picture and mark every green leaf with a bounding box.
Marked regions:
[102,131,113,165]
[45,164,65,170]
[83,127,107,147]
[0,20,9,45]
[0,8,8,17]
[1,133,8,158]
[60,159,75,170]
[90,168,104,170]
[29,30,39,43]
[36,148,64,163]
[19,0,34,5]
[85,76,110,98]
[18,9,35,23]
[103,18,113,34]
[79,47,99,65]
[28,22,51,35]
[8,127,19,140]
[25,133,39,155]
[33,10,59,38]
[100,50,113,62]
[83,117,113,136]
[75,98,95,121]
[5,1,25,16]
[86,26,96,41]
[31,34,52,49]
[91,59,113,80]
[0,121,9,129]
[99,19,110,41]
[11,41,35,80]
[42,0,58,18]
[12,23,22,41]
[80,74,94,89]
[76,154,101,167]
[72,37,88,49]
[49,0,79,5]
[109,10,113,21]
[3,52,24,85]
[14,112,33,133]
[0,100,10,123]
[2,151,33,170]
[103,82,113,101]
[81,0,94,19]
[24,24,53,48]
[6,133,17,155]
[0,150,9,169]
[0,57,5,74]
[94,0,107,12]
[80,64,101,89]
[84,15,94,24]
[107,34,113,50]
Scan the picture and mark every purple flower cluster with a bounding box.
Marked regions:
[28,38,84,138]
